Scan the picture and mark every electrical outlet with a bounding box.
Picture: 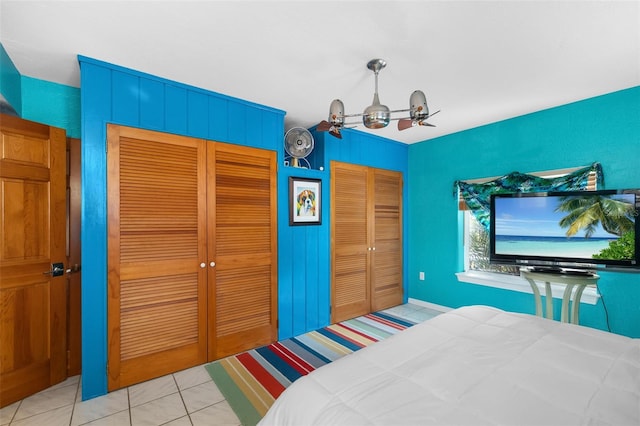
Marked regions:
[419,271,425,281]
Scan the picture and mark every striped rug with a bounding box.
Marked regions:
[205,311,416,426]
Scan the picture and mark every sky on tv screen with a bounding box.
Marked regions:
[495,194,635,239]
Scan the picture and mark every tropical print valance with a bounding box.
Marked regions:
[454,162,604,231]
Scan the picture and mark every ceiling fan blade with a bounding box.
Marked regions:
[419,121,436,127]
[418,110,440,127]
[397,119,414,131]
[316,120,332,131]
[329,129,342,139]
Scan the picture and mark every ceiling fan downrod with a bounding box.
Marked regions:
[363,59,391,129]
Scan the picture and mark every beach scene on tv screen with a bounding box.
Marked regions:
[494,193,636,260]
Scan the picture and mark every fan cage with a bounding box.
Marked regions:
[284,127,315,169]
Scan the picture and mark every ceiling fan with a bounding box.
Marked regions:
[317,59,440,139]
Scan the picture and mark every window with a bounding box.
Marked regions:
[456,163,602,290]
[464,209,520,275]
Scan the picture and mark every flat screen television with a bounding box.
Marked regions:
[489,189,640,274]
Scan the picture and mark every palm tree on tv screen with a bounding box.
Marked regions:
[555,195,634,237]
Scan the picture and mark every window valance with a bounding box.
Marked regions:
[454,162,603,231]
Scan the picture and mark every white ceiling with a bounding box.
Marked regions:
[1,0,638,144]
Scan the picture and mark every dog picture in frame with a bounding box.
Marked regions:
[290,177,321,225]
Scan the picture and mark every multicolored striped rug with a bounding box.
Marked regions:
[205,311,416,426]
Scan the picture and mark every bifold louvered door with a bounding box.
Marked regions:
[331,162,371,323]
[208,143,278,360]
[331,161,403,323]
[107,125,277,390]
[370,169,403,312]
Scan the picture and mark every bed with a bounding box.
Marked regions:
[258,305,639,425]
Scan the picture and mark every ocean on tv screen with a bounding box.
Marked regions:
[494,235,621,260]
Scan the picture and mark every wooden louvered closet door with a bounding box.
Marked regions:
[107,125,278,390]
[107,125,208,390]
[331,162,371,323]
[207,143,278,360]
[331,161,403,323]
[370,169,403,312]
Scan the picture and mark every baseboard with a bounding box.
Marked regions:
[408,298,453,313]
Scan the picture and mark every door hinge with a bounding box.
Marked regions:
[67,350,71,370]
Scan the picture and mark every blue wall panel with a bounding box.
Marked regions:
[187,90,209,137]
[165,85,188,135]
[79,59,112,400]
[6,49,408,400]
[140,78,165,130]
[246,109,262,149]
[79,56,285,400]
[276,166,331,340]
[227,102,247,145]
[265,111,285,154]
[208,96,229,141]
[112,71,140,125]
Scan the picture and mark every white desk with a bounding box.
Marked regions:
[520,268,599,324]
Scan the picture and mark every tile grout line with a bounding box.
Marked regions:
[173,373,195,426]
[68,378,80,426]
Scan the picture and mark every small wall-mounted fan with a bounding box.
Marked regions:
[284,127,314,168]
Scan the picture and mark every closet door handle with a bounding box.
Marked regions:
[210,261,216,267]
[200,262,206,268]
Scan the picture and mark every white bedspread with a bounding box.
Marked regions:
[258,305,639,425]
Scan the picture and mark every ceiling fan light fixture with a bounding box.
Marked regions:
[363,59,390,129]
[363,93,390,129]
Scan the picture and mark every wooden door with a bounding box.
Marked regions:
[107,125,208,390]
[331,162,371,323]
[208,143,278,360]
[0,114,67,407]
[370,169,403,311]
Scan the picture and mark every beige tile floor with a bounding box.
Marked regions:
[0,303,441,426]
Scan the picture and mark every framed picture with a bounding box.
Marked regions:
[289,177,321,225]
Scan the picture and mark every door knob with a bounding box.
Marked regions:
[65,264,81,274]
[200,262,206,268]
[43,262,65,277]
[210,261,216,267]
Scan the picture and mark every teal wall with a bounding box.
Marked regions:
[1,43,22,113]
[0,42,80,137]
[408,86,640,337]
[21,76,81,138]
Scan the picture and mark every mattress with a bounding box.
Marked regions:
[258,305,640,425]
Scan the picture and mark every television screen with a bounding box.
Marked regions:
[489,189,640,271]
